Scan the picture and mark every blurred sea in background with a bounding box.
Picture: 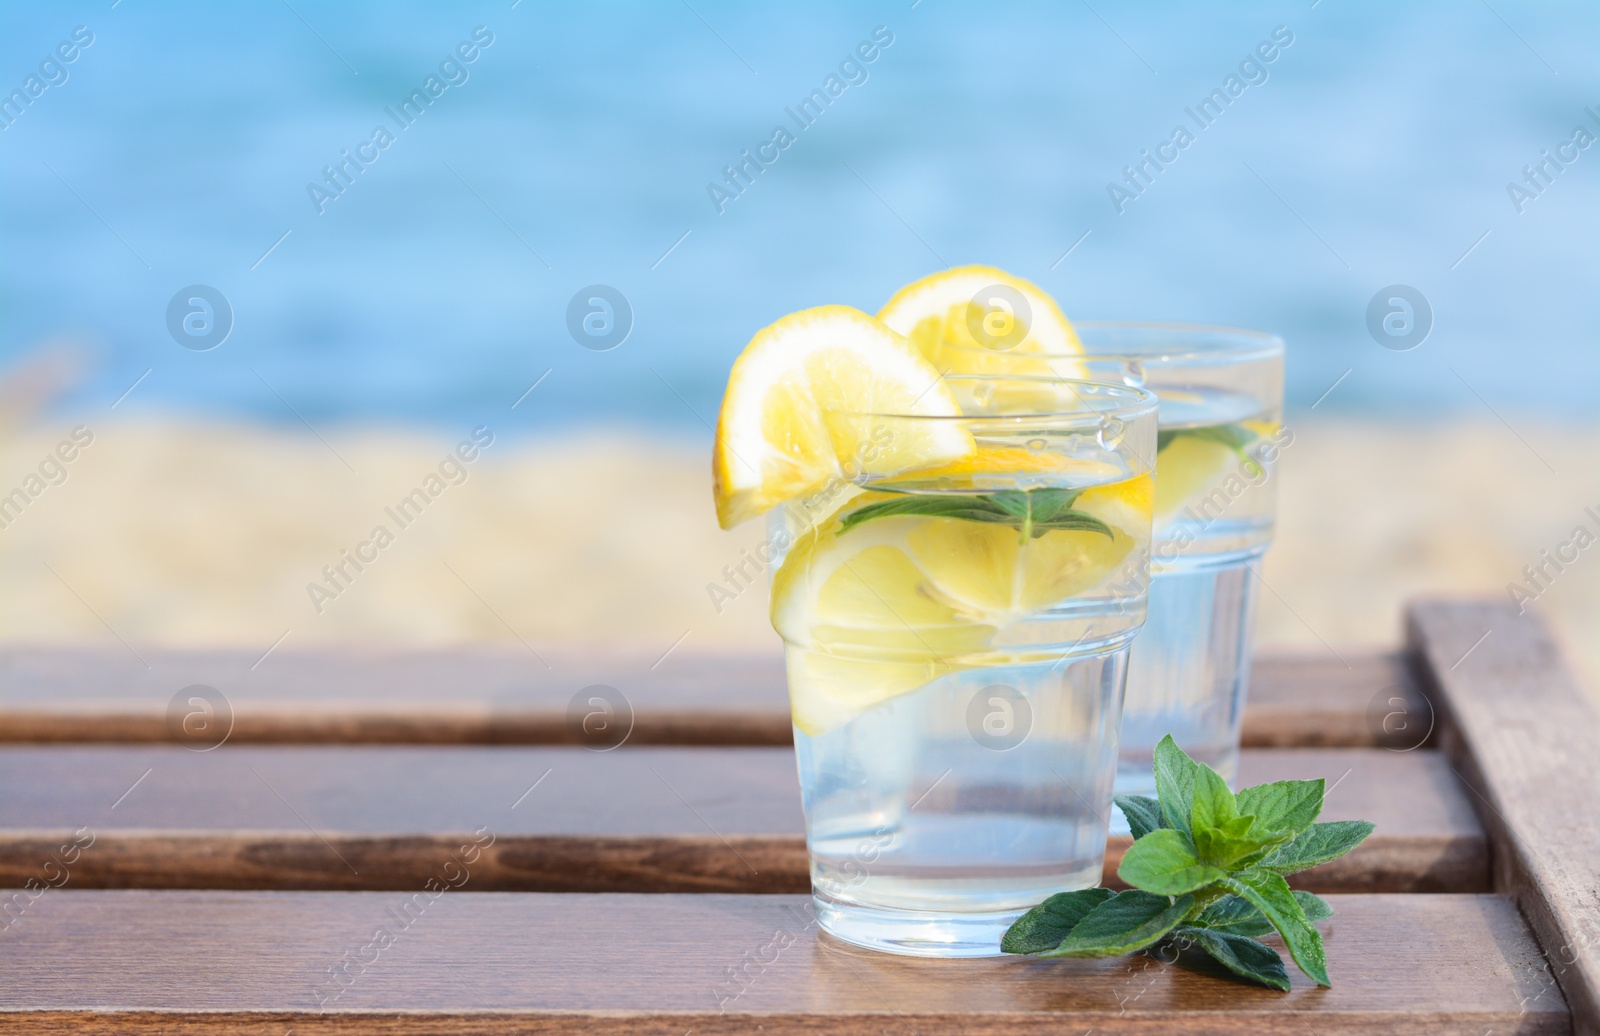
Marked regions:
[0,1,1596,682]
[2,0,1597,432]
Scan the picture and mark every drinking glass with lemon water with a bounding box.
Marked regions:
[1070,324,1284,803]
[713,305,1158,957]
[931,307,1286,806]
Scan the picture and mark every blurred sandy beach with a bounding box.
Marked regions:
[1,418,1595,692]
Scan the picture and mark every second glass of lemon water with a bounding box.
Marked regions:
[954,325,1285,807]
[767,376,1158,956]
[1076,325,1284,804]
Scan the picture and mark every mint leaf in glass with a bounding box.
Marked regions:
[835,495,1015,533]
[835,487,1111,542]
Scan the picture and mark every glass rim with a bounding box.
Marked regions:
[948,320,1284,365]
[835,373,1159,421]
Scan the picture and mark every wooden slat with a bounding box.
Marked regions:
[0,648,794,746]
[0,647,1426,747]
[0,746,1484,893]
[1409,599,1600,1034]
[0,891,1567,1033]
[1244,651,1432,749]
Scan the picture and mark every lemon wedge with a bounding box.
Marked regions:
[877,265,1084,378]
[1077,471,1156,538]
[1151,421,1278,527]
[1151,435,1235,525]
[712,306,974,529]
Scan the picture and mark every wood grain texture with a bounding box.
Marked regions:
[0,648,795,746]
[1409,599,1600,1034]
[0,746,1483,893]
[0,646,1424,747]
[1244,650,1432,749]
[0,891,1567,1033]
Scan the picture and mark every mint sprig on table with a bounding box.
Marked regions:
[1002,736,1373,990]
[837,487,1112,543]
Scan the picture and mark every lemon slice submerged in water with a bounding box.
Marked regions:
[772,477,1151,735]
[1152,436,1236,524]
[1152,420,1279,525]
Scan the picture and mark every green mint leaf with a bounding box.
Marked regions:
[1190,764,1245,863]
[1151,735,1201,840]
[1013,738,1371,992]
[1170,927,1292,991]
[1157,424,1258,454]
[1042,890,1195,958]
[836,488,1109,542]
[1000,888,1116,954]
[987,489,1035,541]
[1034,487,1085,520]
[1294,890,1334,924]
[1193,891,1333,938]
[1117,828,1228,894]
[1258,820,1375,876]
[836,495,1010,534]
[1198,822,1276,870]
[1181,424,1258,452]
[1236,779,1324,841]
[987,489,1107,543]
[988,487,1080,522]
[1114,795,1166,840]
[1028,510,1114,538]
[1218,870,1330,986]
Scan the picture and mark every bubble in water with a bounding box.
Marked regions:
[1026,437,1047,453]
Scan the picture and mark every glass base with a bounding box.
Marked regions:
[793,647,1129,955]
[814,893,1025,957]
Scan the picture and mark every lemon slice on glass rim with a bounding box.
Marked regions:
[711,305,974,530]
[877,265,1086,381]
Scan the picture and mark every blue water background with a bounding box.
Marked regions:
[1,1,1597,438]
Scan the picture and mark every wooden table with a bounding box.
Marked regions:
[1,599,1595,1033]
